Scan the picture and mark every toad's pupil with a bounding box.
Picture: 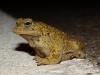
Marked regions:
[25,22,31,25]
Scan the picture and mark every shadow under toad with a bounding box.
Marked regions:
[97,61,100,67]
[14,43,35,56]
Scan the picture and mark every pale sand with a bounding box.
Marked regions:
[0,10,100,75]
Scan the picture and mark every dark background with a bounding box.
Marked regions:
[0,1,100,19]
[0,1,100,30]
[0,1,100,65]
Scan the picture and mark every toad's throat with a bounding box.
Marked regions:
[20,34,32,41]
[20,34,42,49]
[20,34,40,42]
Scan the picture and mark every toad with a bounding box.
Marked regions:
[13,18,85,66]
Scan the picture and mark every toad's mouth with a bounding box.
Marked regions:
[20,34,33,39]
[13,29,34,35]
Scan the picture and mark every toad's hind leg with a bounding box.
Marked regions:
[61,49,85,61]
[62,40,86,60]
[76,48,86,59]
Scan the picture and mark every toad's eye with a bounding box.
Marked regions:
[24,21,32,27]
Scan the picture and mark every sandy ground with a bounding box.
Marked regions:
[0,10,100,75]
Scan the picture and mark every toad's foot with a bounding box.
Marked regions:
[33,55,42,61]
[37,58,59,66]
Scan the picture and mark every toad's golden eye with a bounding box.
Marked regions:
[24,21,33,27]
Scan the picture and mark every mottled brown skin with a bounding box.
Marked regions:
[13,18,85,66]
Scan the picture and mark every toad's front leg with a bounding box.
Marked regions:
[37,49,62,66]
